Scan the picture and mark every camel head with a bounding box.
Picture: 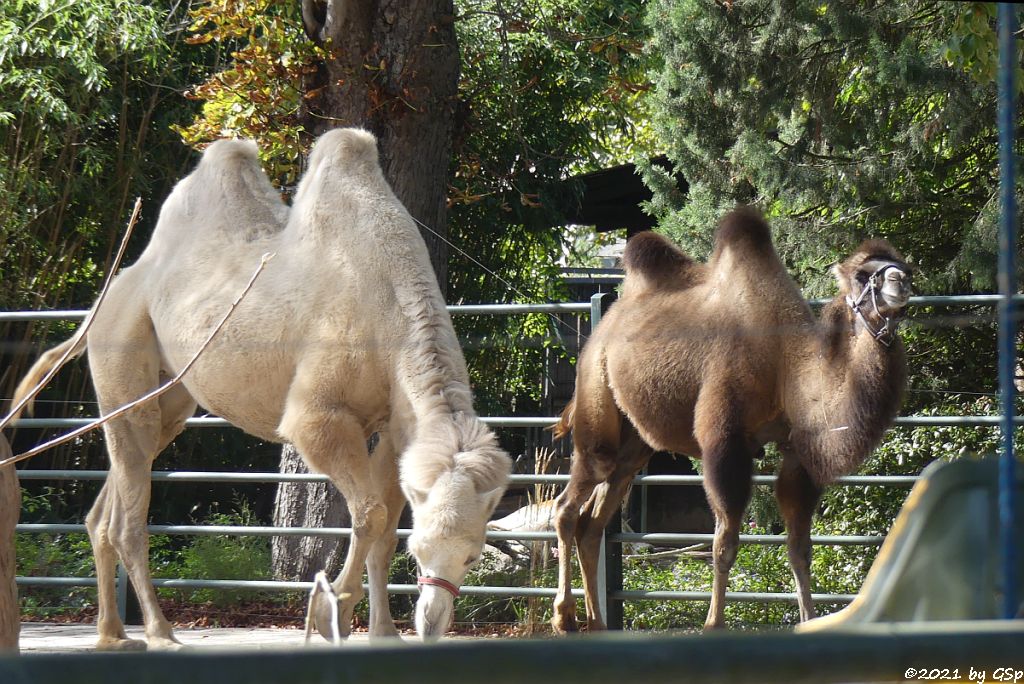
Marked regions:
[399,414,511,641]
[832,240,913,344]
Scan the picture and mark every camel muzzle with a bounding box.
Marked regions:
[415,582,456,642]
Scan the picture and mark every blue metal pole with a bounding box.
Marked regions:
[997,2,1019,621]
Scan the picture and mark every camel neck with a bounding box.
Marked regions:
[784,296,907,484]
[390,274,476,422]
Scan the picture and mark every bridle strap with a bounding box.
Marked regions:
[417,575,461,598]
[846,264,905,347]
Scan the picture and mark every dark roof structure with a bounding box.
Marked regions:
[559,156,685,236]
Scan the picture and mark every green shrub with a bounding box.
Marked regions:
[165,499,272,607]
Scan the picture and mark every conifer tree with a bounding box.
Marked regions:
[645,0,1021,294]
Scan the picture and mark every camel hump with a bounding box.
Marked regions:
[711,206,775,259]
[292,129,384,210]
[199,138,261,170]
[309,127,381,170]
[622,231,694,282]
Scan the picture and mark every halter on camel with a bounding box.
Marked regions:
[417,575,461,598]
[845,262,909,347]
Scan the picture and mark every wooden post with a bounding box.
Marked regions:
[0,435,19,652]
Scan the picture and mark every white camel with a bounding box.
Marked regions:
[12,128,512,649]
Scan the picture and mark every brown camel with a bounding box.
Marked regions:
[0,434,18,652]
[551,207,912,632]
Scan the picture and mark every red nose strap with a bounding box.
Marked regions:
[417,576,460,598]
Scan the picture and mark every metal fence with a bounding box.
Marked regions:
[6,294,1023,627]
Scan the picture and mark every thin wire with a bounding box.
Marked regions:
[410,215,588,345]
[411,215,552,307]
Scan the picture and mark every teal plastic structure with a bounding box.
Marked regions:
[799,458,1023,630]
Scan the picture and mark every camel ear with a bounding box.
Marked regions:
[401,481,428,508]
[456,448,512,494]
[480,486,504,519]
[830,261,853,294]
[399,451,448,504]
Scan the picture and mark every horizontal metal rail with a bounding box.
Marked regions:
[12,414,1022,430]
[14,469,922,487]
[0,302,593,323]
[12,576,857,604]
[2,294,1021,323]
[5,626,1024,684]
[13,523,886,547]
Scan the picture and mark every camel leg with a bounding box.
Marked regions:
[89,382,196,651]
[279,403,386,641]
[90,417,184,651]
[551,469,602,634]
[87,312,196,651]
[551,373,623,635]
[775,449,823,623]
[86,483,135,649]
[699,430,754,631]
[365,431,405,639]
[575,429,651,631]
[574,478,627,631]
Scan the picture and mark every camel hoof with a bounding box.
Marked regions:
[95,637,148,652]
[702,620,725,632]
[368,622,402,641]
[147,637,187,651]
[550,615,578,635]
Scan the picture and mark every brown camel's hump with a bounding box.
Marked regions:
[710,206,775,261]
[622,231,698,290]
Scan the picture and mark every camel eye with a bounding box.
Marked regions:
[465,555,479,567]
[855,271,870,284]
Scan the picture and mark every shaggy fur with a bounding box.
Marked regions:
[551,207,911,633]
[0,434,18,653]
[12,128,510,649]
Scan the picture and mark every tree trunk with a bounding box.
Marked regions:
[0,435,19,652]
[271,445,349,581]
[272,0,459,578]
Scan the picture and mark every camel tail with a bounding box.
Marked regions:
[551,397,576,440]
[8,335,87,421]
[622,231,693,282]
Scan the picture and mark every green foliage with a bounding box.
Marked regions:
[167,499,272,606]
[645,0,1021,296]
[173,0,323,187]
[623,543,798,631]
[0,0,216,475]
[0,0,201,311]
[941,3,1024,90]
[16,487,97,617]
